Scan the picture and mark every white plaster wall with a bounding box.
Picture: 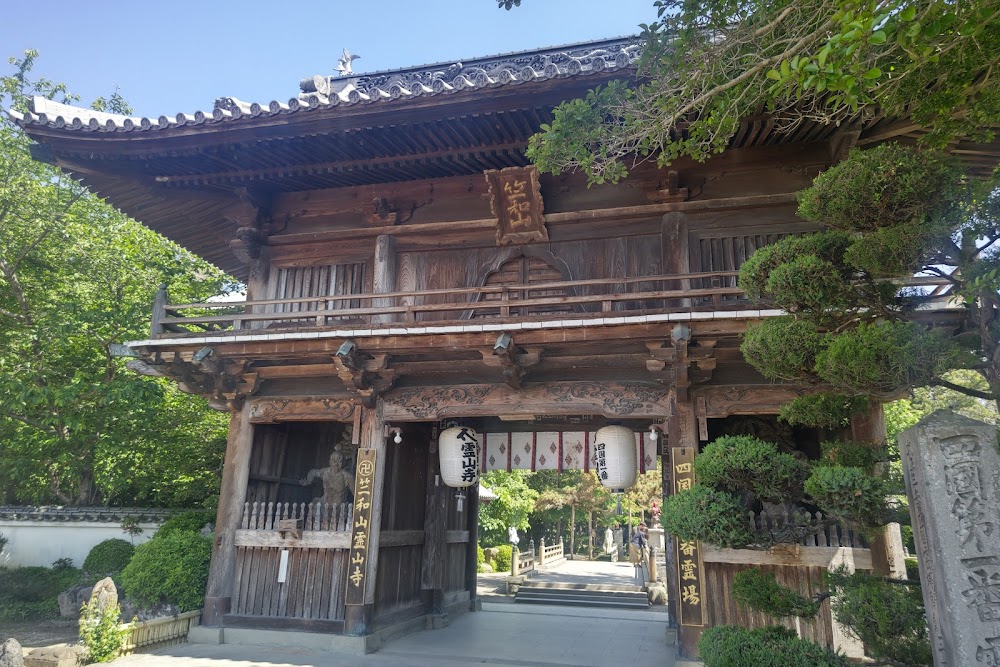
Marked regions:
[0,521,160,568]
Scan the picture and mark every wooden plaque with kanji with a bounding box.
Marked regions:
[484,166,548,245]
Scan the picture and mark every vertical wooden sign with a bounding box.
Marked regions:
[484,166,548,245]
[672,446,706,627]
[346,448,377,606]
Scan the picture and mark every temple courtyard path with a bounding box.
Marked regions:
[109,602,674,667]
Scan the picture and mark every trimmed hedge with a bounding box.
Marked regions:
[83,539,135,581]
[155,511,215,538]
[700,625,849,667]
[120,531,212,612]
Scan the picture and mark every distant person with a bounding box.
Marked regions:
[630,523,648,564]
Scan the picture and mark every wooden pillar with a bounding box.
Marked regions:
[662,212,691,308]
[666,396,702,658]
[246,247,271,329]
[465,482,481,607]
[203,402,254,625]
[421,435,449,613]
[344,401,387,636]
[851,403,907,578]
[372,234,397,325]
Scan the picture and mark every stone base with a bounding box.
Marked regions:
[189,597,473,655]
[23,645,82,667]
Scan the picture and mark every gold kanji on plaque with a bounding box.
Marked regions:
[485,166,548,246]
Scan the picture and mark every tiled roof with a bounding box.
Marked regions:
[8,37,642,135]
[0,506,174,523]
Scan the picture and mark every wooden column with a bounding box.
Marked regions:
[421,436,449,612]
[371,234,397,325]
[203,402,254,625]
[345,401,387,635]
[666,396,702,658]
[851,403,907,578]
[246,247,271,330]
[465,482,481,607]
[662,212,691,308]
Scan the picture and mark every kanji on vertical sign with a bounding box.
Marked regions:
[484,166,548,245]
[345,448,377,606]
[672,445,706,627]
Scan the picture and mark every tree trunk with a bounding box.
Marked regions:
[588,510,594,560]
[570,505,578,554]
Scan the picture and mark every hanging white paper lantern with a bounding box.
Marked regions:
[439,426,480,488]
[594,426,638,491]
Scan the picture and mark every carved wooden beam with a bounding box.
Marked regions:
[248,397,360,424]
[693,385,805,418]
[646,170,689,203]
[333,342,396,407]
[480,334,541,390]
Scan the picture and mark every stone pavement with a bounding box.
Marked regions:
[109,602,674,667]
[531,557,647,588]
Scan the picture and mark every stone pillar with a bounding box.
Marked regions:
[851,404,906,578]
[203,403,254,625]
[666,396,700,656]
[344,402,387,636]
[899,411,1000,665]
[371,234,397,325]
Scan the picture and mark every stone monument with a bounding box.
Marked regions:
[898,411,1000,665]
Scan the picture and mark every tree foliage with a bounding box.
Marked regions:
[740,144,999,425]
[527,0,999,183]
[0,52,232,506]
[477,470,539,546]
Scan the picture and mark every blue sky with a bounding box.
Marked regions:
[2,1,653,118]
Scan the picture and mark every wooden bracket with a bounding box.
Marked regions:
[482,337,540,390]
[333,347,396,407]
[646,170,689,203]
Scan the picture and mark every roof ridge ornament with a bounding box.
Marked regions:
[336,48,360,77]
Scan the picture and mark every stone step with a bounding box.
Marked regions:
[517,581,646,593]
[514,591,650,610]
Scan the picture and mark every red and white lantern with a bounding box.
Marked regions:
[439,426,480,488]
[594,426,638,491]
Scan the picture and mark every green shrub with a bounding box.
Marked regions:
[476,543,485,567]
[694,436,809,503]
[79,597,127,663]
[815,441,888,470]
[700,625,850,667]
[741,318,827,383]
[732,568,820,618]
[826,568,931,666]
[0,563,83,621]
[739,231,853,303]
[661,486,756,549]
[155,511,214,539]
[797,144,963,233]
[905,557,920,581]
[120,531,211,612]
[805,466,889,529]
[83,539,135,581]
[778,393,870,429]
[494,544,513,572]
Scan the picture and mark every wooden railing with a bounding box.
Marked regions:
[537,538,565,567]
[121,611,200,654]
[240,500,353,532]
[748,509,868,549]
[148,272,954,339]
[149,271,749,337]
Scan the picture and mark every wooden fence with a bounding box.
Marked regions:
[239,500,353,532]
[746,509,868,549]
[121,611,200,654]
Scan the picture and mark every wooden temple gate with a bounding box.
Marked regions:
[15,34,963,658]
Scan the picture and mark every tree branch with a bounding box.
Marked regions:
[930,377,996,401]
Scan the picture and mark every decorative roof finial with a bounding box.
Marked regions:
[336,49,360,77]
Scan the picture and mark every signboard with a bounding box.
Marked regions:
[484,166,548,245]
[345,447,377,606]
[672,445,706,627]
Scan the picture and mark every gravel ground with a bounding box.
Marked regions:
[0,619,78,648]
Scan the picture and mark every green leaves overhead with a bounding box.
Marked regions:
[0,52,232,507]
[528,0,1000,184]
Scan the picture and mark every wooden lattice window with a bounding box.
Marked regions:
[266,262,369,321]
[474,255,573,318]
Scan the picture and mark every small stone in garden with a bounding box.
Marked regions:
[0,638,24,667]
